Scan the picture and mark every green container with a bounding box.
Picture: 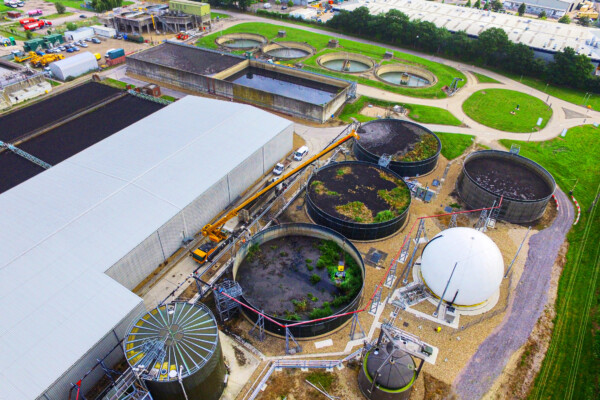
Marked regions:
[24,38,45,52]
[44,34,64,46]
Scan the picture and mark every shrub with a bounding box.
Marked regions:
[66,22,77,31]
[374,210,395,222]
[280,251,288,257]
[55,2,66,14]
[246,243,261,262]
[310,274,321,285]
[287,0,294,7]
[309,303,332,319]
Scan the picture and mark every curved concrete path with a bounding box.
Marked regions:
[212,11,600,144]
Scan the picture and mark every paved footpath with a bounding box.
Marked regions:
[454,189,574,399]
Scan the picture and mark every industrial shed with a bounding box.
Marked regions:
[49,52,98,81]
[0,96,293,399]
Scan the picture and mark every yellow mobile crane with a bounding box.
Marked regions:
[191,130,360,264]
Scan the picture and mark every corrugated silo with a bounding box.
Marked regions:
[358,342,416,400]
[124,302,226,400]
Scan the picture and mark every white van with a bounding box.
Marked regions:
[293,146,308,161]
[263,2,271,8]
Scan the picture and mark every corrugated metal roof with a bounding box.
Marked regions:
[0,96,293,399]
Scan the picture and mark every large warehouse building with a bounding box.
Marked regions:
[0,96,293,399]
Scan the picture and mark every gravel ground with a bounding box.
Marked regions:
[453,188,573,399]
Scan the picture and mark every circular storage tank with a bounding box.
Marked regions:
[262,41,315,60]
[233,223,365,338]
[457,150,556,223]
[420,227,504,307]
[354,119,441,177]
[358,342,416,400]
[375,64,436,88]
[317,52,375,73]
[124,302,226,400]
[306,161,411,241]
[215,33,268,50]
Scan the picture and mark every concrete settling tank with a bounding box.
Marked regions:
[306,161,411,240]
[232,223,365,338]
[262,41,315,60]
[123,302,226,400]
[457,150,556,223]
[358,342,416,400]
[317,52,375,73]
[215,33,267,50]
[354,119,441,177]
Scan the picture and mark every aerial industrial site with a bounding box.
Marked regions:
[0,1,598,400]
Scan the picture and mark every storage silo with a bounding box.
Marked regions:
[420,227,504,308]
[123,302,226,400]
[358,342,416,400]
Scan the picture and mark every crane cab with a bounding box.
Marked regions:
[191,242,218,264]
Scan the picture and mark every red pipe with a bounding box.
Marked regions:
[225,197,503,329]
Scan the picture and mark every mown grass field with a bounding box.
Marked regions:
[472,71,500,84]
[500,125,600,400]
[211,12,230,19]
[197,22,466,99]
[435,132,474,160]
[463,89,552,132]
[338,96,462,126]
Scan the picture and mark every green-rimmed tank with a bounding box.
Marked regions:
[358,342,416,400]
[124,302,226,400]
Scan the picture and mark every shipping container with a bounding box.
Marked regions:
[106,55,125,66]
[106,48,125,59]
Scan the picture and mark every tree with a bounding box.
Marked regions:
[275,0,281,5]
[579,16,591,26]
[517,2,526,16]
[466,0,471,7]
[558,15,571,24]
[287,0,294,7]
[478,27,510,65]
[538,10,546,19]
[91,0,123,13]
[548,47,594,89]
[55,2,66,14]
[491,0,503,11]
[26,30,33,40]
[66,22,77,31]
[474,0,481,8]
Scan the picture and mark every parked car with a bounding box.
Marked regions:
[79,14,87,18]
[282,5,287,9]
[35,50,44,56]
[293,146,309,161]
[72,46,79,51]
[91,37,101,44]
[116,34,123,40]
[84,37,92,42]
[80,43,88,48]
[66,48,74,53]
[58,46,66,51]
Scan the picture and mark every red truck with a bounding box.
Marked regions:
[24,20,51,31]
[19,17,37,25]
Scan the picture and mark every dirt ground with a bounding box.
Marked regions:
[228,147,541,394]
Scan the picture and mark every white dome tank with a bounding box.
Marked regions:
[420,227,504,307]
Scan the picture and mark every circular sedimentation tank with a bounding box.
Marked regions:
[233,223,365,338]
[354,119,441,177]
[262,41,315,60]
[306,161,411,241]
[375,64,436,88]
[215,33,268,50]
[123,302,225,400]
[457,150,556,223]
[420,227,504,308]
[317,52,375,73]
[358,342,416,400]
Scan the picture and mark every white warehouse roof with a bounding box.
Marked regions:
[337,0,600,60]
[0,95,293,399]
[420,227,505,306]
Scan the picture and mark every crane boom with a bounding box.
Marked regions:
[201,130,360,243]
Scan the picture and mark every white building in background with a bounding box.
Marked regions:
[92,24,117,38]
[0,96,293,400]
[503,0,576,18]
[64,26,95,41]
[335,0,600,65]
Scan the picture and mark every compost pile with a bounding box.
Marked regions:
[357,120,439,161]
[236,237,362,321]
[465,157,552,200]
[308,164,410,224]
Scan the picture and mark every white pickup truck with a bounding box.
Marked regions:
[272,160,291,175]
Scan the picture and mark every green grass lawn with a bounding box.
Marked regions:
[435,132,474,160]
[46,79,61,86]
[500,125,600,400]
[0,25,36,41]
[463,89,552,132]
[197,22,466,99]
[44,0,91,11]
[339,96,462,126]
[498,72,600,111]
[43,12,75,20]
[472,71,500,84]
[102,78,130,89]
[211,12,230,19]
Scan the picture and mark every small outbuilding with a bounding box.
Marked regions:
[49,52,98,81]
[64,26,94,41]
[92,25,117,38]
